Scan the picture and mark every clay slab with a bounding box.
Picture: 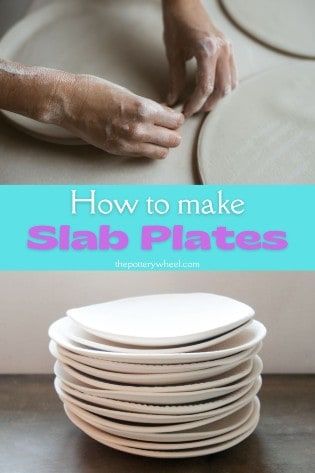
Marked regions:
[198,63,315,184]
[221,0,315,58]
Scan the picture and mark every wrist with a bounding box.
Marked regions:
[53,73,92,130]
[31,68,78,126]
[0,60,77,126]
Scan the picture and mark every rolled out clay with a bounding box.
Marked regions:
[0,0,306,184]
[221,0,315,59]
[198,63,315,184]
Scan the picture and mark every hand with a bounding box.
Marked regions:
[58,74,184,159]
[162,0,237,117]
[0,61,184,160]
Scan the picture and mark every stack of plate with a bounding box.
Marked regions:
[48,293,266,458]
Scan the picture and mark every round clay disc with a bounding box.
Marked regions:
[0,0,169,144]
[221,0,315,59]
[198,62,315,184]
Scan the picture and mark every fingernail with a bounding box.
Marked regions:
[174,134,182,146]
[183,103,194,118]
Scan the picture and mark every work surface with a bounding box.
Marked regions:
[0,375,314,473]
[0,0,286,184]
[0,0,200,184]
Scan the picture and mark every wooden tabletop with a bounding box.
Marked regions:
[0,375,314,472]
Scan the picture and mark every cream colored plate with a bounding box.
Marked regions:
[49,340,262,385]
[48,320,265,365]
[198,63,315,184]
[54,356,262,404]
[64,397,258,442]
[55,376,261,424]
[49,318,264,371]
[65,317,252,354]
[63,405,259,458]
[51,340,253,374]
[56,376,259,415]
[61,392,257,435]
[221,0,315,58]
[64,397,259,451]
[48,316,264,364]
[54,357,253,394]
[67,293,254,346]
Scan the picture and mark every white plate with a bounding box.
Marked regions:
[64,397,259,451]
[63,405,259,458]
[64,397,257,442]
[55,356,254,394]
[62,389,262,438]
[48,317,264,364]
[65,317,252,354]
[67,293,254,346]
[50,321,263,372]
[50,341,262,385]
[54,377,262,424]
[56,376,258,415]
[54,356,262,404]
[50,339,252,374]
[62,392,258,435]
[52,341,238,374]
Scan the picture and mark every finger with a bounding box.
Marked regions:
[131,142,170,160]
[183,51,217,117]
[229,50,238,89]
[153,103,185,129]
[218,54,232,97]
[201,63,222,113]
[142,124,181,148]
[202,56,230,112]
[167,54,186,106]
[103,139,168,160]
[201,87,221,113]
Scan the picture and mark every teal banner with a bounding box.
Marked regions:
[0,185,313,270]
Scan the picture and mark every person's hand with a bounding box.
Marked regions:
[162,0,237,117]
[58,74,184,159]
[0,60,183,160]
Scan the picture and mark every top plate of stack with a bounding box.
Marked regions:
[67,293,254,347]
